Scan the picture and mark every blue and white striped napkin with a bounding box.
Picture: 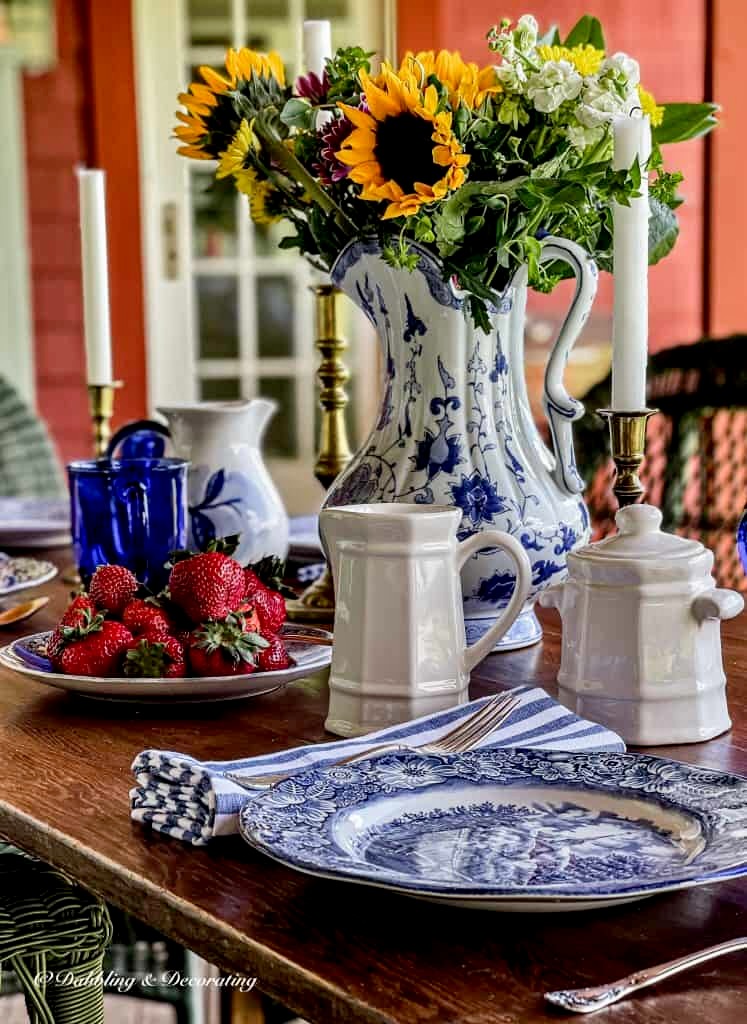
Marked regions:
[130,686,625,845]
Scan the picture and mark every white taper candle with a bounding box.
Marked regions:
[611,114,651,411]
[303,19,332,79]
[77,169,113,386]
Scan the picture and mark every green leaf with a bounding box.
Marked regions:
[653,102,719,145]
[563,15,605,51]
[468,296,492,334]
[206,534,241,556]
[648,197,679,264]
[280,98,314,131]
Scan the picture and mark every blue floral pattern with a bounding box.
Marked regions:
[451,471,506,527]
[325,243,592,624]
[189,468,251,550]
[240,748,747,901]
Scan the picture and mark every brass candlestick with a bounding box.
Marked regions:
[597,408,658,508]
[287,285,352,624]
[87,381,123,457]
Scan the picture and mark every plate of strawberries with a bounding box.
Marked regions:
[0,538,332,702]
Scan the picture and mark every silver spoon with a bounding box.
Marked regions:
[545,936,747,1013]
[0,596,50,628]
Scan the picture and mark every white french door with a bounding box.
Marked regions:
[133,0,393,514]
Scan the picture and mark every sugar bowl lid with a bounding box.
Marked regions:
[568,504,712,582]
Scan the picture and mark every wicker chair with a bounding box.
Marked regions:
[0,848,112,1023]
[574,334,747,591]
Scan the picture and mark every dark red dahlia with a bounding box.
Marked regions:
[295,69,330,105]
[314,115,354,186]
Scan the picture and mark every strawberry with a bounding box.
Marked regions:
[243,557,294,635]
[256,634,292,672]
[60,594,97,627]
[188,614,268,677]
[47,628,66,669]
[168,551,245,624]
[123,637,187,679]
[122,598,173,640]
[89,564,139,615]
[56,610,134,676]
[233,599,262,635]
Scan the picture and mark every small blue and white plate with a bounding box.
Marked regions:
[0,498,70,549]
[0,625,331,703]
[239,749,747,912]
[0,555,57,597]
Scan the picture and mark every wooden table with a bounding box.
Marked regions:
[0,551,745,1024]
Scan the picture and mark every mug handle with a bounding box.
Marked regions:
[122,482,150,581]
[457,531,532,673]
[106,419,170,459]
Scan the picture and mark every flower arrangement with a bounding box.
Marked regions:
[175,13,717,329]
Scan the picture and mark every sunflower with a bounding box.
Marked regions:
[216,119,260,180]
[175,48,286,160]
[233,167,283,225]
[398,50,502,109]
[336,65,470,219]
[225,47,285,88]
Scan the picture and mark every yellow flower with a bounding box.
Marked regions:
[225,47,285,88]
[175,48,285,160]
[233,166,282,225]
[249,182,282,225]
[216,119,260,179]
[336,64,470,220]
[637,84,664,127]
[398,50,502,108]
[537,44,604,77]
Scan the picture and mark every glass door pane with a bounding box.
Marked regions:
[175,0,386,513]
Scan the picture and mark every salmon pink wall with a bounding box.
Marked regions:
[708,0,746,336]
[23,0,147,465]
[398,1,708,353]
[23,0,91,464]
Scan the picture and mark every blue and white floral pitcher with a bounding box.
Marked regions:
[156,400,289,566]
[326,237,597,650]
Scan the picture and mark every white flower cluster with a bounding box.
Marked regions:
[489,14,642,152]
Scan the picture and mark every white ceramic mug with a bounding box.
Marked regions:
[321,504,532,737]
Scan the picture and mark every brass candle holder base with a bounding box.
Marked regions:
[88,381,123,457]
[286,284,352,626]
[286,568,336,624]
[597,408,658,508]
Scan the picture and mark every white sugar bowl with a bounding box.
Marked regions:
[539,504,744,745]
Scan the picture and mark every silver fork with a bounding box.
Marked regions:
[226,692,521,791]
[545,937,747,1014]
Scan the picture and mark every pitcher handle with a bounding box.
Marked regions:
[457,531,532,673]
[515,236,598,495]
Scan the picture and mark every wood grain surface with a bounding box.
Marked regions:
[0,550,745,1023]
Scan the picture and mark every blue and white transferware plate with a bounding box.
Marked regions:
[239,749,747,912]
[0,556,57,597]
[0,625,332,704]
[0,498,71,548]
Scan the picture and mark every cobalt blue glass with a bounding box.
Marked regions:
[68,457,189,592]
[738,509,747,578]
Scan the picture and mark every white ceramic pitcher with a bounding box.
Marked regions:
[320,503,532,737]
[156,400,289,565]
